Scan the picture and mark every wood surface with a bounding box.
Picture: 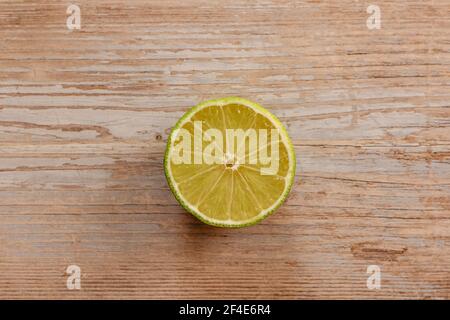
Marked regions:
[0,0,449,299]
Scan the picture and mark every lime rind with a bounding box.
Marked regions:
[164,97,296,228]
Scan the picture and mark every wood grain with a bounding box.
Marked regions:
[0,0,449,299]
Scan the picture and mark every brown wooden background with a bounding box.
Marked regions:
[0,0,449,299]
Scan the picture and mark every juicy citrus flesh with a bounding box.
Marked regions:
[165,97,295,227]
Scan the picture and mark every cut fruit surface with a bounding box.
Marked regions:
[164,97,296,227]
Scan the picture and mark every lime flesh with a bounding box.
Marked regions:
[164,97,296,227]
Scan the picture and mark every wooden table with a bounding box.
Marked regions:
[0,0,449,299]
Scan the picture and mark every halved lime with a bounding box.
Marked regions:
[164,97,296,227]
